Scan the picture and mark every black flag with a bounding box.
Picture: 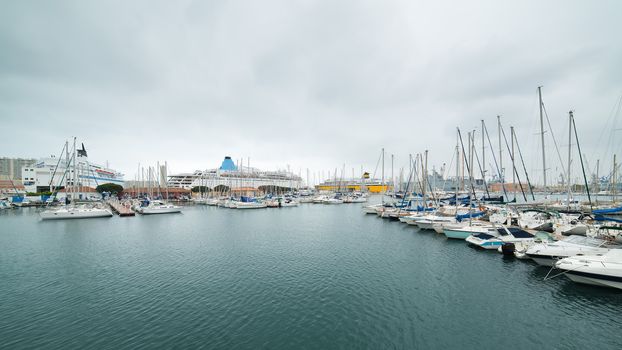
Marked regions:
[78,143,87,157]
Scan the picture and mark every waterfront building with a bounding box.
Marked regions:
[0,157,36,180]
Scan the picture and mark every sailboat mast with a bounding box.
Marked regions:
[455,131,459,195]
[467,132,472,184]
[381,148,385,202]
[65,140,69,202]
[72,137,77,203]
[165,161,169,200]
[511,126,516,200]
[391,154,394,195]
[539,86,547,191]
[423,150,428,206]
[481,120,485,183]
[613,154,617,203]
[409,154,413,191]
[497,116,503,186]
[460,138,464,192]
[596,159,600,193]
[470,131,474,182]
[567,111,573,210]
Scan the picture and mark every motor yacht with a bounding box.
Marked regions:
[525,235,620,266]
[555,249,622,290]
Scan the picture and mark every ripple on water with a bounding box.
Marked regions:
[0,205,621,349]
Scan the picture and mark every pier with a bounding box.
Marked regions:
[107,201,135,217]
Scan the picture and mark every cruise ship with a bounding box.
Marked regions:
[21,143,124,193]
[167,156,303,190]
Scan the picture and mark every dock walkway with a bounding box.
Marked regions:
[107,201,135,217]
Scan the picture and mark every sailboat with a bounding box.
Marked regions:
[236,196,267,209]
[40,138,113,220]
[139,199,182,214]
[40,204,113,219]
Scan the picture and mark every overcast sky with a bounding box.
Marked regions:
[1,0,621,185]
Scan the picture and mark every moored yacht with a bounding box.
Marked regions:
[324,197,344,204]
[140,200,182,214]
[526,235,620,266]
[40,205,113,220]
[465,228,504,249]
[497,227,552,255]
[313,195,330,204]
[443,221,494,240]
[416,216,456,231]
[235,196,267,209]
[555,250,622,290]
[363,203,382,214]
[518,210,555,233]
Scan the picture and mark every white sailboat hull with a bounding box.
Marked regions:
[236,202,267,209]
[40,207,113,220]
[141,206,182,214]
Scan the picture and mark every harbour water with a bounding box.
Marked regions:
[1,204,621,349]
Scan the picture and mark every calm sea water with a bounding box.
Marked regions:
[1,203,621,349]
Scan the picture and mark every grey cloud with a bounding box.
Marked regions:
[1,0,621,184]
